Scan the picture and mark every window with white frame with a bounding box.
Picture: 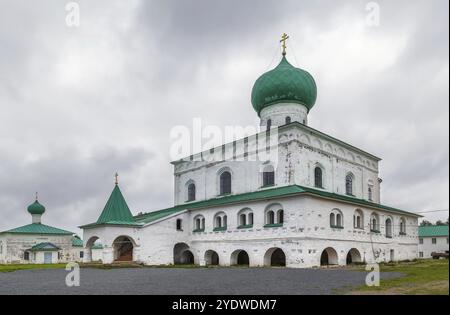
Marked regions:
[237,208,253,228]
[346,173,354,196]
[219,171,232,195]
[214,212,227,230]
[399,217,406,235]
[370,213,380,232]
[385,218,393,238]
[193,215,205,232]
[353,209,364,229]
[265,204,284,226]
[330,209,344,228]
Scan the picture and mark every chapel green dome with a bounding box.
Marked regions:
[251,56,317,115]
[27,200,46,215]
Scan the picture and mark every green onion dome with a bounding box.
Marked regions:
[27,200,46,215]
[251,56,317,115]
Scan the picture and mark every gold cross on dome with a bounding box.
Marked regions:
[115,172,119,185]
[280,33,290,56]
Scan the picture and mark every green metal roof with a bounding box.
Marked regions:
[82,184,421,230]
[72,236,84,247]
[419,225,449,237]
[251,56,317,115]
[0,223,74,235]
[28,242,60,252]
[96,184,135,225]
[134,185,421,224]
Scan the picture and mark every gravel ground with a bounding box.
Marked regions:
[0,267,402,295]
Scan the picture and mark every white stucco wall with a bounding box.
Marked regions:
[82,194,419,268]
[418,236,449,258]
[0,233,74,264]
[173,124,380,206]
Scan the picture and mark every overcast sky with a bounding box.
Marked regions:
[0,0,448,235]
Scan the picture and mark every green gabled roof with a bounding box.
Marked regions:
[28,242,60,252]
[419,225,449,237]
[96,184,135,225]
[72,236,84,247]
[134,206,188,224]
[83,183,421,230]
[134,184,421,224]
[0,223,74,235]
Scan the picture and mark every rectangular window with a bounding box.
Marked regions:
[432,238,437,244]
[419,238,423,244]
[24,252,30,261]
[176,219,183,231]
[263,171,275,187]
[80,251,84,259]
[419,252,423,258]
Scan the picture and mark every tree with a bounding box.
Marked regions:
[420,220,433,226]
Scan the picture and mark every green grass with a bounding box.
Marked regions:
[0,264,66,273]
[349,259,449,295]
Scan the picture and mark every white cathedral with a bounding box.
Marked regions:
[80,39,421,268]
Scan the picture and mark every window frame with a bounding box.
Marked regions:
[345,173,354,196]
[219,171,232,195]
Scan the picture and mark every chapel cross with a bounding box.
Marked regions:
[280,33,290,56]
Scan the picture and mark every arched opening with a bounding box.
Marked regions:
[174,243,195,265]
[370,213,380,232]
[320,247,339,266]
[277,210,284,224]
[353,209,364,229]
[193,215,205,232]
[266,211,275,224]
[385,218,393,238]
[215,216,222,228]
[346,173,354,196]
[231,250,250,266]
[336,213,342,227]
[238,208,253,228]
[346,248,362,265]
[264,248,286,267]
[219,171,232,195]
[113,236,135,262]
[84,236,100,263]
[248,213,254,225]
[285,116,292,124]
[314,167,323,188]
[176,218,183,231]
[262,165,275,187]
[205,250,220,266]
[400,217,406,235]
[187,183,196,202]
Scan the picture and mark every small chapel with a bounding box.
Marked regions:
[0,196,83,264]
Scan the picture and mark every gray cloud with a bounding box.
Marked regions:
[0,0,448,234]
